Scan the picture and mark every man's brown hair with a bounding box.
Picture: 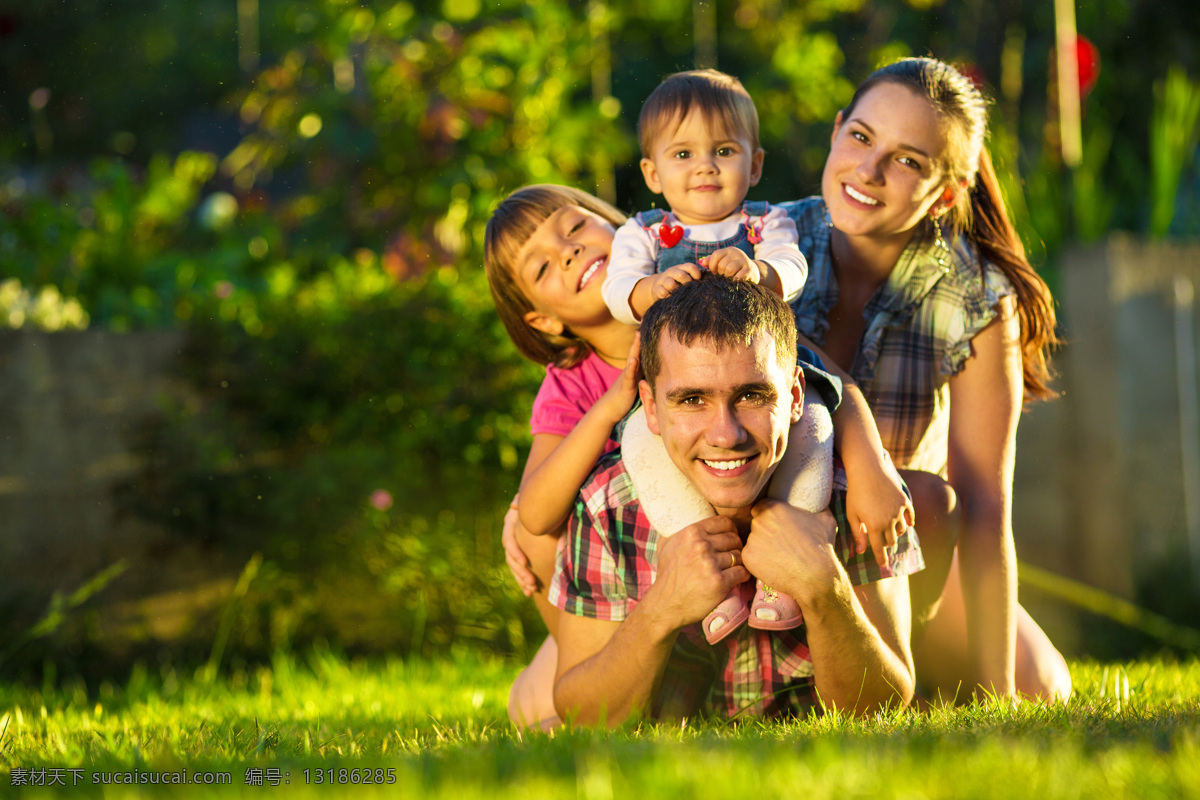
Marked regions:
[639,274,797,391]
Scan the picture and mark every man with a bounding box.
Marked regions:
[548,276,923,724]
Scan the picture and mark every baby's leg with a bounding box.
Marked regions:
[621,410,748,643]
[507,636,562,729]
[750,385,833,629]
[766,384,834,512]
[620,409,712,536]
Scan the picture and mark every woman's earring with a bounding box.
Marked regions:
[822,201,833,229]
[931,214,949,270]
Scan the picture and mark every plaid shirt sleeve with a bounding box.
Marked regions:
[549,454,656,622]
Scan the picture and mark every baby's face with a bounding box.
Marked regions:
[639,110,763,227]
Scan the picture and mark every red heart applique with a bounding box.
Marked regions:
[658,222,684,248]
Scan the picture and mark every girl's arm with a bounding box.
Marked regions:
[946,296,1022,698]
[518,336,642,536]
[797,333,912,566]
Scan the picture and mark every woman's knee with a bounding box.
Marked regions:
[905,471,959,544]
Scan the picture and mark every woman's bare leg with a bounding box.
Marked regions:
[914,554,1072,704]
[899,469,960,640]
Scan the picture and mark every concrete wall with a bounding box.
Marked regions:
[0,330,235,647]
[1008,236,1200,653]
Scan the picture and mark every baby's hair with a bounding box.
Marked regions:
[484,184,626,368]
[638,69,759,157]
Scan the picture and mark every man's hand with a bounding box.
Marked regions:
[645,515,749,630]
[553,515,749,727]
[701,248,764,283]
[743,499,840,604]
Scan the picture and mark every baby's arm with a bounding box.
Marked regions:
[703,207,806,301]
[518,336,642,536]
[604,219,702,322]
[799,335,912,568]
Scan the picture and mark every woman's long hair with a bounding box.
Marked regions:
[844,58,1060,400]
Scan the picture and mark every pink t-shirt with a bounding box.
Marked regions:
[530,351,622,451]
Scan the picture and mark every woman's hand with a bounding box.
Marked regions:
[846,454,914,569]
[503,494,538,596]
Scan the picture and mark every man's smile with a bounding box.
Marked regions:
[700,455,755,473]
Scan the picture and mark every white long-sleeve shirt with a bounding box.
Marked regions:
[602,205,808,325]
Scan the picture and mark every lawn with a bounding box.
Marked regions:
[2,651,1200,797]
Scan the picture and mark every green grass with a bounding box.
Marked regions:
[2,652,1200,797]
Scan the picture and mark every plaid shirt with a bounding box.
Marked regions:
[550,453,924,720]
[781,198,1015,475]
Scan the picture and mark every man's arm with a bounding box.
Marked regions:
[804,569,914,713]
[553,516,748,727]
[745,500,915,714]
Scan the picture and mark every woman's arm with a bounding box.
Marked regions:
[946,296,1022,698]
[518,339,642,536]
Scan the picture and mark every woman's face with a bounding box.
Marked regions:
[514,204,617,337]
[822,82,956,242]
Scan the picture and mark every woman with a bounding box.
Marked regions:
[784,57,1069,702]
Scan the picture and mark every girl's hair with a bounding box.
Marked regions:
[844,57,1060,400]
[484,184,626,368]
[638,69,759,157]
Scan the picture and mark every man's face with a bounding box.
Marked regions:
[639,330,803,519]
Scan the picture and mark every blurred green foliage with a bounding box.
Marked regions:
[2,0,1199,671]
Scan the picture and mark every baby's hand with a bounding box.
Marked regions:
[595,332,643,425]
[502,494,538,596]
[701,248,764,283]
[649,263,703,300]
[845,455,914,569]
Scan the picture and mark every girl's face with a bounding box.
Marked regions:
[515,205,617,337]
[822,82,958,242]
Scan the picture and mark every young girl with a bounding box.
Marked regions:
[485,185,912,728]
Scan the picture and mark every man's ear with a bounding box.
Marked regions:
[640,157,664,195]
[748,147,765,187]
[790,366,805,423]
[523,309,564,337]
[639,379,660,435]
